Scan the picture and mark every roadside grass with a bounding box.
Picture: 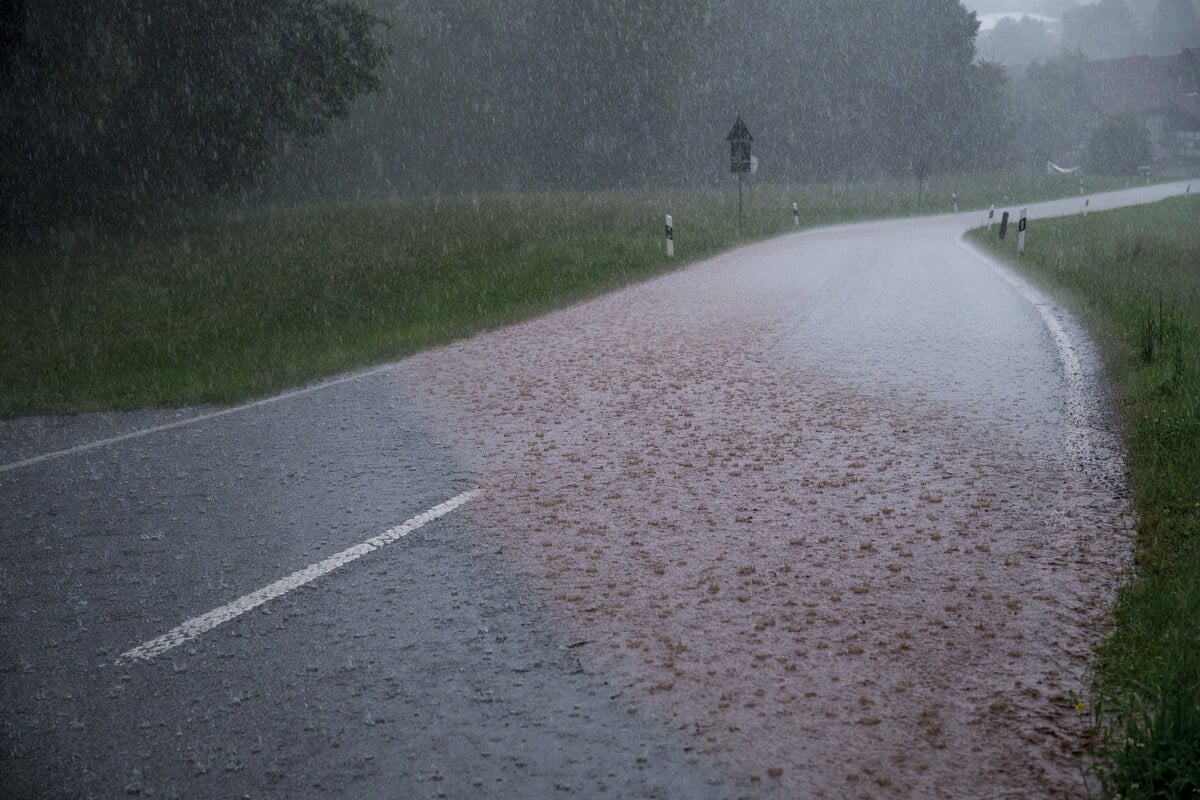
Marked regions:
[968,197,1200,799]
[0,171,1137,415]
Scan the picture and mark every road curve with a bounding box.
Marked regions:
[401,180,1195,797]
[1,180,1194,799]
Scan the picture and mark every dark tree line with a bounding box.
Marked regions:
[1,0,389,229]
[680,0,1011,181]
[5,0,1017,229]
[267,0,710,196]
[272,0,1013,198]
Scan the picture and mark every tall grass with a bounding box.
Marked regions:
[968,197,1200,800]
[0,172,1134,415]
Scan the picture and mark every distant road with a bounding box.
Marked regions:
[1,179,1194,799]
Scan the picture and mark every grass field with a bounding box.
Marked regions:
[969,197,1200,800]
[0,172,1136,416]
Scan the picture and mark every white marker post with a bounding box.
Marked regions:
[952,192,958,213]
[792,202,799,228]
[1080,177,1084,195]
[1017,208,1027,255]
[665,214,674,257]
[988,204,995,230]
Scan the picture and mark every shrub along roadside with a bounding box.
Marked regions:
[0,172,1138,416]
[968,198,1200,800]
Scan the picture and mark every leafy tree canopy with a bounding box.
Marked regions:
[1086,115,1152,175]
[1,0,389,230]
[1012,50,1096,168]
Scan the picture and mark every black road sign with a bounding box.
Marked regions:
[726,116,753,174]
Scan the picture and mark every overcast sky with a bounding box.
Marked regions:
[960,0,1097,13]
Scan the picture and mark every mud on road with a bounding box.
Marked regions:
[403,227,1134,798]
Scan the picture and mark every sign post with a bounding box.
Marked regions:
[665,214,674,257]
[1018,208,1027,254]
[726,116,753,235]
[792,201,799,228]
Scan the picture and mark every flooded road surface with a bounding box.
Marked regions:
[403,182,1194,797]
[0,181,1192,798]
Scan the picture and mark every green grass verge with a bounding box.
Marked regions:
[0,171,1137,415]
[968,197,1200,799]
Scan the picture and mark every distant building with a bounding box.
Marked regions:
[1083,48,1200,168]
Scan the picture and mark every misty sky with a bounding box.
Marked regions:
[961,0,1097,11]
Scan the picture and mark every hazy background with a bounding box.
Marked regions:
[2,0,1197,232]
[967,0,1200,63]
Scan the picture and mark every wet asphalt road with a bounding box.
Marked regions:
[0,377,730,799]
[1,180,1195,799]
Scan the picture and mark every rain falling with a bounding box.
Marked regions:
[2,2,1199,799]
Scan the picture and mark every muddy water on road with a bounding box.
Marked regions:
[402,220,1133,798]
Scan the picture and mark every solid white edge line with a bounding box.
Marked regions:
[955,235,1128,487]
[0,363,396,474]
[118,489,481,663]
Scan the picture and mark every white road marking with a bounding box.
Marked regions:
[957,237,1126,485]
[0,363,396,474]
[119,489,480,662]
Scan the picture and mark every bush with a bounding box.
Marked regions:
[1086,115,1153,175]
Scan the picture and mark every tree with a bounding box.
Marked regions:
[496,0,711,189]
[976,15,1057,65]
[1,0,389,231]
[952,60,1017,171]
[267,0,710,196]
[1012,50,1096,168]
[1085,115,1152,175]
[676,0,993,181]
[866,0,984,178]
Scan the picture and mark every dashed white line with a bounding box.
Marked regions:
[119,489,481,662]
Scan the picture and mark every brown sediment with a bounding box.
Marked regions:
[401,235,1132,798]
